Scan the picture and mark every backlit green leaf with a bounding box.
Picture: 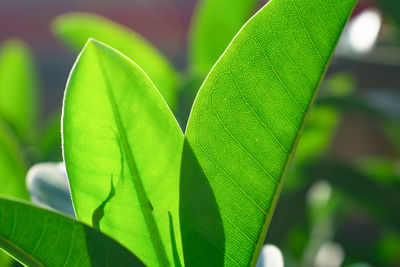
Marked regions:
[180,0,356,265]
[53,13,178,110]
[62,39,184,266]
[189,0,259,75]
[0,197,144,266]
[0,40,39,141]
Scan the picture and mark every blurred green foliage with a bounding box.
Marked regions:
[0,120,28,200]
[189,0,258,75]
[0,39,62,266]
[53,13,178,111]
[0,40,39,142]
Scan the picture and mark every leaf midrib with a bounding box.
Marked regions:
[93,44,169,267]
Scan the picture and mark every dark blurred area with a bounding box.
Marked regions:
[1,0,400,266]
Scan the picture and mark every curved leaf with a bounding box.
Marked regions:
[189,0,259,75]
[180,0,356,265]
[0,40,39,141]
[53,13,178,110]
[62,39,184,266]
[0,197,144,266]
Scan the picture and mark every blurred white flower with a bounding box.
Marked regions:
[349,8,382,53]
[337,8,382,55]
[256,244,284,267]
[26,162,75,217]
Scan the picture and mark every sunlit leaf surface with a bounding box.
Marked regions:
[180,0,356,265]
[63,39,184,266]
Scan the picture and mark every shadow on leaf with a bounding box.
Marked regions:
[179,139,225,266]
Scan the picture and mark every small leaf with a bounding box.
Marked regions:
[0,197,144,266]
[63,39,184,266]
[53,13,178,110]
[0,40,39,141]
[189,0,259,75]
[180,0,356,265]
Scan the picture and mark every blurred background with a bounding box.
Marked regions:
[0,0,400,266]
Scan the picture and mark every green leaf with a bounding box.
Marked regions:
[62,39,184,266]
[0,120,28,200]
[189,0,259,75]
[180,0,356,265]
[0,40,39,141]
[53,13,178,110]
[0,197,144,266]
